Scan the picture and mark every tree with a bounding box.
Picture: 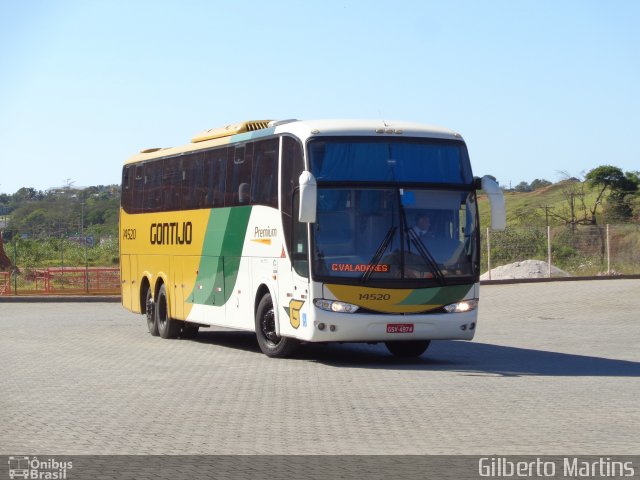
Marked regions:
[585,165,626,202]
[549,173,590,226]
[585,165,638,223]
[6,184,120,238]
[625,170,640,186]
[514,181,532,192]
[625,171,640,221]
[12,187,43,203]
[530,178,552,190]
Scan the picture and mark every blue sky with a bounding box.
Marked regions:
[1,0,638,194]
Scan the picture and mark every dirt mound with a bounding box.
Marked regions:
[481,259,570,280]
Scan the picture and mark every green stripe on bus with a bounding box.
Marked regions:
[189,206,253,306]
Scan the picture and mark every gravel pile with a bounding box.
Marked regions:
[481,259,570,280]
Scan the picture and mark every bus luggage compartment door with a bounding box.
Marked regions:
[120,254,132,310]
[192,255,225,308]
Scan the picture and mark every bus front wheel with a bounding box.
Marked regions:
[385,340,431,358]
[156,284,181,339]
[255,293,299,358]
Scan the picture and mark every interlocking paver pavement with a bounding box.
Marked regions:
[1,280,638,454]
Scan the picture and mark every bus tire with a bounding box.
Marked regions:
[255,293,299,358]
[145,287,159,336]
[385,340,431,358]
[156,283,180,339]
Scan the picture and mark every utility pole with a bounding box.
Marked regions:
[539,205,554,228]
[82,202,88,293]
[569,192,575,222]
[61,227,64,288]
[13,235,17,294]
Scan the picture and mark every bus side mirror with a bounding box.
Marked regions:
[298,171,317,223]
[477,175,506,231]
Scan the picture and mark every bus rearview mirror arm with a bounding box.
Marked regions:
[298,171,317,223]
[474,175,506,231]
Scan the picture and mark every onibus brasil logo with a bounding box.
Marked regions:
[8,456,73,479]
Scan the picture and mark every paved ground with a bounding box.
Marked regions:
[0,280,638,455]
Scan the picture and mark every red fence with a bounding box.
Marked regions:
[0,271,10,295]
[1,267,120,295]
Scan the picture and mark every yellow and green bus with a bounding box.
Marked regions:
[120,119,505,357]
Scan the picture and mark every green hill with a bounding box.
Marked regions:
[477,180,640,275]
[478,180,628,228]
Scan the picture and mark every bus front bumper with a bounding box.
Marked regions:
[298,308,478,343]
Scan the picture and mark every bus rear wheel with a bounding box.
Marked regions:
[156,284,181,339]
[255,293,299,358]
[385,340,431,358]
[145,287,159,336]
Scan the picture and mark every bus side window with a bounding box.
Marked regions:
[291,189,309,277]
[280,136,305,217]
[181,154,194,210]
[144,160,163,212]
[226,144,253,206]
[162,157,182,211]
[132,164,144,213]
[181,152,207,210]
[121,165,133,212]
[200,152,214,208]
[251,138,278,207]
[210,148,227,207]
[280,136,306,275]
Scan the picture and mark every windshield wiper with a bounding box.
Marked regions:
[361,226,397,283]
[395,187,446,285]
[360,182,446,284]
[406,228,446,285]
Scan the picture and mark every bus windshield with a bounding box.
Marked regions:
[311,187,479,285]
[308,137,473,184]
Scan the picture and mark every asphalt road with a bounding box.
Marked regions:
[1,279,638,455]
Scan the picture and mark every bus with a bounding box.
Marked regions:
[120,119,505,358]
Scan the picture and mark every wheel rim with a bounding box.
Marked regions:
[145,292,154,326]
[260,306,281,346]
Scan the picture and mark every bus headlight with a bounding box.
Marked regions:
[314,299,359,313]
[443,299,478,313]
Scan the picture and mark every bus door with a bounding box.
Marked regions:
[282,192,311,332]
[279,135,308,333]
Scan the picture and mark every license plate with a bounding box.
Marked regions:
[387,323,414,334]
